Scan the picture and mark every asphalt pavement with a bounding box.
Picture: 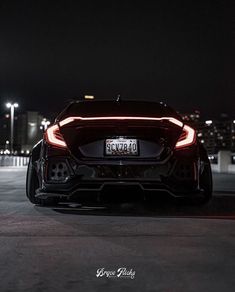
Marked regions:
[0,167,235,292]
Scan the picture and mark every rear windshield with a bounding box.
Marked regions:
[58,100,181,121]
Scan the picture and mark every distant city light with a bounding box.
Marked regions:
[205,120,213,126]
[84,95,94,100]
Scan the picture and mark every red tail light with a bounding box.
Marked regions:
[175,124,196,149]
[45,124,67,148]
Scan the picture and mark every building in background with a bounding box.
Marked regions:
[0,110,50,154]
[181,110,201,126]
[180,111,235,154]
[0,113,10,153]
[197,118,235,154]
[15,111,44,154]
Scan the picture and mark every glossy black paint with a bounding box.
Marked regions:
[27,100,212,204]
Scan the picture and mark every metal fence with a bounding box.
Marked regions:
[0,156,29,167]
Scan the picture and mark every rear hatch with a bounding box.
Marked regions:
[57,100,183,161]
[59,118,182,161]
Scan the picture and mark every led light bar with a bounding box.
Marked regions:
[46,116,188,149]
[59,116,184,127]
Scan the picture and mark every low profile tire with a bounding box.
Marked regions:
[26,157,58,206]
[183,162,213,206]
[177,162,213,206]
[198,162,213,205]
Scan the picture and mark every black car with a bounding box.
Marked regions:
[26,99,212,206]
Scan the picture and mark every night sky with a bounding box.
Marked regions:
[0,1,233,117]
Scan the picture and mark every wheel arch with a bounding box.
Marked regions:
[31,140,43,164]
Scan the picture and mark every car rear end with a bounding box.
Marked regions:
[36,100,202,203]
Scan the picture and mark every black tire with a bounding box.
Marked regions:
[198,162,213,204]
[177,162,213,206]
[26,156,58,206]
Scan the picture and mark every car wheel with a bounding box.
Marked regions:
[178,162,213,206]
[198,162,213,205]
[26,157,58,206]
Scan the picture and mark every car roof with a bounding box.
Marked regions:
[57,100,182,121]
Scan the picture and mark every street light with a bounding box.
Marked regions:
[41,118,50,131]
[6,102,19,154]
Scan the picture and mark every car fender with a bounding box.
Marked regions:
[31,140,43,164]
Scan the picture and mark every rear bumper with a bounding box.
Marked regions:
[36,180,204,201]
[36,153,203,201]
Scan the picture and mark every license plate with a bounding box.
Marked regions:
[105,138,138,156]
